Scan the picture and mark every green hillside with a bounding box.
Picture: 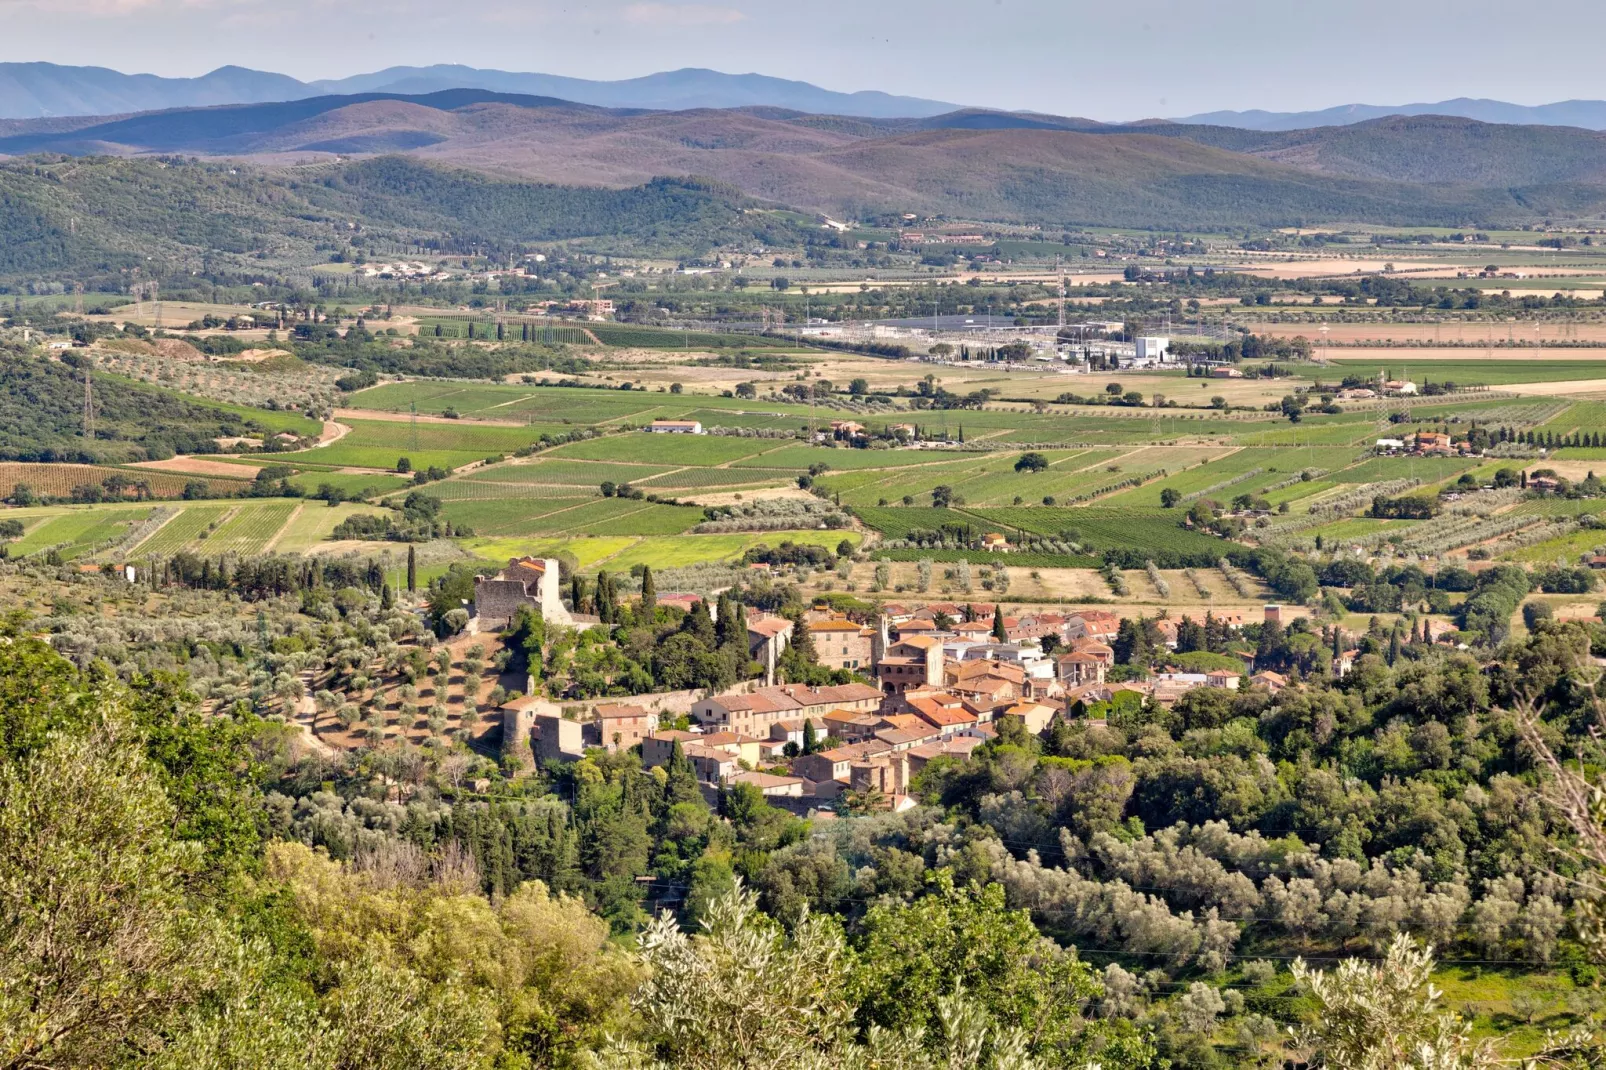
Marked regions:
[0,353,300,463]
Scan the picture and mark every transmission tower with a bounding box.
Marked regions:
[1056,254,1066,332]
[72,282,84,316]
[82,363,95,442]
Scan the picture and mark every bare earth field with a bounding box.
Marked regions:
[131,456,256,478]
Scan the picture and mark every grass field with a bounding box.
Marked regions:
[467,529,862,572]
[273,503,391,553]
[287,471,411,498]
[310,419,550,471]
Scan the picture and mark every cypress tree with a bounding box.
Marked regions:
[802,718,818,755]
[992,604,1007,642]
[663,743,703,809]
[640,565,656,611]
[406,545,417,593]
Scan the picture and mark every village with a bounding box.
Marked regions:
[485,552,1328,815]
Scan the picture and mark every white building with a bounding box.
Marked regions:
[648,420,704,434]
[1135,336,1171,362]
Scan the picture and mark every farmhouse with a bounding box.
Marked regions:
[647,419,704,434]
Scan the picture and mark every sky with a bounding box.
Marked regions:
[3,0,1606,120]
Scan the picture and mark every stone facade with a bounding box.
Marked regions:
[473,557,574,630]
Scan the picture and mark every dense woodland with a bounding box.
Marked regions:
[0,349,305,463]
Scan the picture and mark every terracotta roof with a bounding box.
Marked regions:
[596,703,649,719]
[908,736,986,761]
[809,619,868,633]
[814,741,893,763]
[704,682,881,716]
[727,771,804,789]
[748,618,794,639]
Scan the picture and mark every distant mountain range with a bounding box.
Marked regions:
[6,89,1606,229]
[1176,98,1606,132]
[0,62,959,120]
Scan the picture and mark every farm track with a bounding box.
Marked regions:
[124,508,181,556]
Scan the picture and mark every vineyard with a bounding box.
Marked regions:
[199,502,298,556]
[638,467,798,489]
[6,509,149,560]
[476,460,677,485]
[0,462,245,500]
[423,480,600,501]
[134,503,237,556]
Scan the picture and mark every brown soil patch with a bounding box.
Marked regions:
[334,407,525,428]
[152,338,206,360]
[130,456,257,478]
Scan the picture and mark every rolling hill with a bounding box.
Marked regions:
[1134,115,1606,186]
[4,92,1606,229]
[0,156,802,276]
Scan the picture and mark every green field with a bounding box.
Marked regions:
[472,460,677,485]
[202,502,299,556]
[133,502,238,556]
[7,509,147,560]
[467,529,862,572]
[274,502,392,553]
[441,496,704,537]
[546,434,774,466]
[1326,358,1606,386]
[309,419,551,471]
[288,471,412,498]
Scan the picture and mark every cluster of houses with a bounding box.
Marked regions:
[506,596,1299,814]
[1373,430,1460,456]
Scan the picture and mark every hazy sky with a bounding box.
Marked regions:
[4,0,1604,119]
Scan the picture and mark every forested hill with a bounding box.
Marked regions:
[0,155,796,278]
[0,352,291,462]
